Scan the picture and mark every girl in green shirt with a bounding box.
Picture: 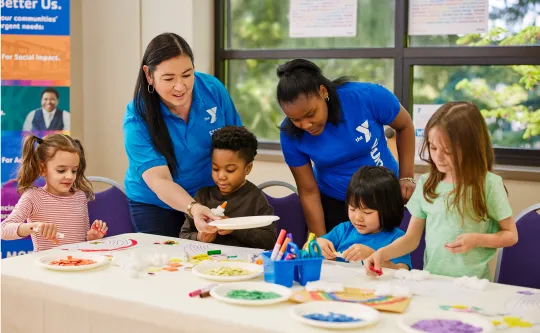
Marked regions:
[365,101,518,279]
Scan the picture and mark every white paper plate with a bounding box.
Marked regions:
[291,301,380,329]
[192,261,263,282]
[36,252,109,271]
[210,282,292,306]
[399,311,494,333]
[208,215,279,230]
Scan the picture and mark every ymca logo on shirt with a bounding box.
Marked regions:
[204,107,217,124]
[355,120,371,142]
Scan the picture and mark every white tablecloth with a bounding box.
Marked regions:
[2,233,539,333]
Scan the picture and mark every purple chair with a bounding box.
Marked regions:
[399,208,426,270]
[258,181,308,245]
[87,176,133,237]
[495,203,540,288]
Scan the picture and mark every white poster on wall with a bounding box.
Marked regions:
[413,104,442,163]
[289,0,357,38]
[408,0,489,36]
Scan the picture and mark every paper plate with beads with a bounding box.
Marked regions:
[191,261,263,282]
[398,311,494,333]
[290,301,380,329]
[209,282,292,306]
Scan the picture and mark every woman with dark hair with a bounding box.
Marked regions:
[123,33,242,237]
[277,59,416,237]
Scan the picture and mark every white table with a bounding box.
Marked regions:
[2,233,539,333]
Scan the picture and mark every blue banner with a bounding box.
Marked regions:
[0,0,70,36]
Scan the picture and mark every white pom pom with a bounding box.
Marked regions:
[161,253,169,266]
[392,286,413,298]
[374,284,392,296]
[412,269,430,281]
[394,269,409,279]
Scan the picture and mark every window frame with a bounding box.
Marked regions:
[214,0,540,166]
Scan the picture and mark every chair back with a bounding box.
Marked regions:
[495,204,540,288]
[87,176,133,237]
[258,181,308,244]
[398,208,426,270]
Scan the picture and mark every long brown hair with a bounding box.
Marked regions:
[17,134,94,200]
[420,101,494,222]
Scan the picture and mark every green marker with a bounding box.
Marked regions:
[227,255,237,259]
[208,250,221,255]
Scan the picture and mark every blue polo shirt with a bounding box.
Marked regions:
[123,72,242,209]
[280,82,400,201]
[322,222,411,268]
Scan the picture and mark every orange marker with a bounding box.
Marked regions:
[276,237,291,261]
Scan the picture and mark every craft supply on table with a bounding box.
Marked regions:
[207,250,221,255]
[411,319,483,333]
[290,301,380,329]
[453,276,489,290]
[303,312,362,323]
[291,287,412,313]
[204,267,254,276]
[59,238,138,252]
[189,283,218,298]
[271,229,287,260]
[394,268,431,280]
[49,255,96,266]
[226,289,282,300]
[305,280,344,293]
[369,265,383,276]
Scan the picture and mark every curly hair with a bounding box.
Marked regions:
[211,126,258,164]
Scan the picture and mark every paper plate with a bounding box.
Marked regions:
[36,252,109,272]
[290,301,380,329]
[399,311,494,333]
[208,215,279,230]
[191,261,263,282]
[210,282,292,306]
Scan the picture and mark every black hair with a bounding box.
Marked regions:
[41,87,59,99]
[211,126,258,164]
[346,166,404,231]
[276,59,355,138]
[133,33,194,175]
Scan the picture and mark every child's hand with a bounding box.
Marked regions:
[316,238,337,260]
[445,233,479,254]
[30,222,58,241]
[343,244,375,262]
[88,220,108,241]
[217,216,232,235]
[197,231,217,243]
[364,250,384,277]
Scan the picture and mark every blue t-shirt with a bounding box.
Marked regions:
[123,72,242,209]
[322,222,411,268]
[280,82,400,201]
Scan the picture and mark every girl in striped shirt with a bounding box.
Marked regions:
[1,134,108,251]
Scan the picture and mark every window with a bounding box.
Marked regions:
[216,0,540,166]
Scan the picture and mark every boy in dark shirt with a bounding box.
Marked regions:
[180,126,277,249]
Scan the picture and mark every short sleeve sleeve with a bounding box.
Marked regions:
[280,129,310,168]
[486,174,512,221]
[369,84,400,125]
[321,222,347,247]
[123,109,167,177]
[406,174,427,219]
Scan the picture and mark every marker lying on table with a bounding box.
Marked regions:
[189,283,217,297]
[270,229,287,260]
[31,227,64,239]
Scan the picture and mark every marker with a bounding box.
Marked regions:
[369,266,383,276]
[189,283,217,297]
[275,237,291,261]
[270,229,287,260]
[303,232,315,250]
[32,227,64,239]
[207,250,221,255]
[287,233,293,243]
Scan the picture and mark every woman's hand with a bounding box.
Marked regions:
[399,179,416,202]
[191,203,219,233]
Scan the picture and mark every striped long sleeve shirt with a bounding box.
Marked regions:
[1,187,90,251]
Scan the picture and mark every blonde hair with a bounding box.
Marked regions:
[420,101,494,222]
[17,134,94,200]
